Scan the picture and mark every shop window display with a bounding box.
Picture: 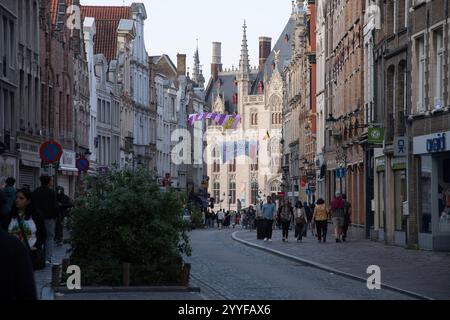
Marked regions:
[438,158,450,232]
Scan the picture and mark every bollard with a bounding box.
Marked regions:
[122,262,131,287]
[61,258,70,284]
[181,263,191,286]
[51,263,61,288]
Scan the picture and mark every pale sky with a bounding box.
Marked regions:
[80,0,293,80]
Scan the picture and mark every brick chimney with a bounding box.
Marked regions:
[259,37,272,70]
[177,54,187,76]
[211,42,222,81]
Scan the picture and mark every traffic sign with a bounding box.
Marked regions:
[336,167,346,179]
[40,141,63,164]
[0,142,5,155]
[76,157,90,172]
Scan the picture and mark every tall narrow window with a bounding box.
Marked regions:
[251,182,258,205]
[417,37,426,113]
[214,182,220,204]
[229,158,236,172]
[435,30,444,108]
[229,182,236,204]
[9,21,14,68]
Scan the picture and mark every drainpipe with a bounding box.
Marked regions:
[405,0,413,248]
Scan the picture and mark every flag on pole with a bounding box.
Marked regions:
[263,130,271,140]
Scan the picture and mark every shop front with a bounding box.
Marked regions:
[17,138,41,190]
[414,131,450,251]
[58,150,78,199]
[373,153,386,242]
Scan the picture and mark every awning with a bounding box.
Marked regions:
[21,159,41,168]
[59,166,79,176]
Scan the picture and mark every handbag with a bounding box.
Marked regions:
[295,209,306,224]
[17,216,46,271]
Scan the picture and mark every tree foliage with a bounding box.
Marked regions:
[68,168,191,285]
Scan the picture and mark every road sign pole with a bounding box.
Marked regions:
[54,161,59,192]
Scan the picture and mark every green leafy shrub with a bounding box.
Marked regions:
[68,168,191,286]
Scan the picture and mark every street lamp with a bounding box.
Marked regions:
[228,193,232,212]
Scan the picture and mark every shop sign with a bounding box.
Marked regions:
[368,127,384,145]
[394,137,407,157]
[414,131,450,155]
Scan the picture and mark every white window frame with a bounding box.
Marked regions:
[435,29,444,108]
[417,36,426,113]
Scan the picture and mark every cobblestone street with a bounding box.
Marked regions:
[184,228,416,300]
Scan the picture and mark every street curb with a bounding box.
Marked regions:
[232,231,434,301]
[55,286,201,294]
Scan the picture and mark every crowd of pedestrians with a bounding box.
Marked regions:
[200,192,352,245]
[247,193,352,244]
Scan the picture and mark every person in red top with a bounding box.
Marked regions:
[330,192,345,243]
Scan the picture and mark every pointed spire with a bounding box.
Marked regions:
[192,38,201,85]
[239,20,250,74]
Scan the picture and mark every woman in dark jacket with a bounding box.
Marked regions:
[6,188,46,253]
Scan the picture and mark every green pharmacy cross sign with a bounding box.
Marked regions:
[368,127,384,145]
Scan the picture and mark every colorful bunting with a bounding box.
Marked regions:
[188,112,241,129]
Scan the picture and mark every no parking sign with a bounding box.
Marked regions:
[39,141,63,164]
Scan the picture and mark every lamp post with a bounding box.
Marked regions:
[228,193,232,212]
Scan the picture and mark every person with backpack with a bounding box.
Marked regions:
[313,198,329,243]
[278,199,293,242]
[294,201,307,242]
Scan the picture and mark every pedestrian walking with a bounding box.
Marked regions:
[6,188,46,270]
[278,199,293,242]
[342,194,352,242]
[330,192,346,242]
[247,206,256,231]
[32,175,58,264]
[55,186,73,247]
[2,177,16,215]
[303,201,312,238]
[293,201,307,242]
[309,203,316,237]
[255,202,265,239]
[262,196,276,242]
[217,209,225,230]
[313,198,329,243]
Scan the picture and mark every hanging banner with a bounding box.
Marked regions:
[220,140,260,163]
[188,112,241,129]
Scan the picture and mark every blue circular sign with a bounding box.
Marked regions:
[76,157,90,172]
[40,141,63,164]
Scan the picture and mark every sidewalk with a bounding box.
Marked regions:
[233,228,450,300]
[34,244,70,300]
